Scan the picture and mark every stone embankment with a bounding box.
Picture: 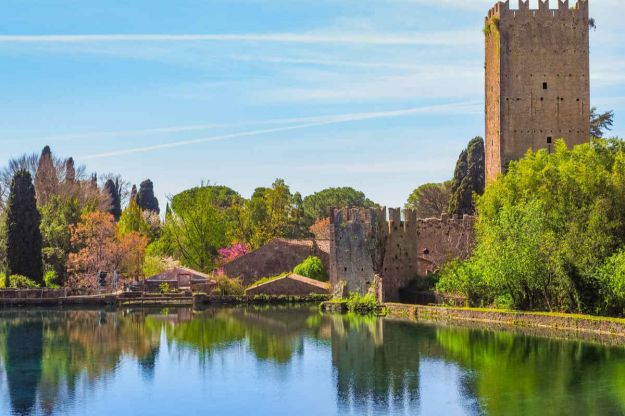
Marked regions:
[385,303,625,339]
[0,289,329,307]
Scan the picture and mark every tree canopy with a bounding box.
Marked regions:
[302,187,376,222]
[448,137,485,216]
[136,179,160,214]
[405,182,451,218]
[590,107,615,138]
[438,139,625,316]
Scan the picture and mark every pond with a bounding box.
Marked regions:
[0,306,624,416]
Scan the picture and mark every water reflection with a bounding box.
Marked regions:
[0,307,624,415]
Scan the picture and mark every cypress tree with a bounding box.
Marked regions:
[34,145,58,205]
[104,179,122,221]
[65,157,76,183]
[6,170,43,284]
[137,179,160,214]
[130,184,138,202]
[448,137,485,216]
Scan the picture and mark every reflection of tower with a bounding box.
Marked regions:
[6,320,44,416]
[330,318,421,414]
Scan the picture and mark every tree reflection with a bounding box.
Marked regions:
[435,326,625,416]
[1,307,625,416]
[5,320,44,416]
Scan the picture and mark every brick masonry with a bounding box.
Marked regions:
[485,0,590,182]
[329,208,475,302]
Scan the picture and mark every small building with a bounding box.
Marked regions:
[245,274,330,296]
[144,267,216,293]
[221,238,330,286]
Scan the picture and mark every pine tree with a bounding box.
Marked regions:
[6,170,43,284]
[104,179,122,221]
[137,179,160,214]
[448,137,485,216]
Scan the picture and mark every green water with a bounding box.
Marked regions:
[0,306,624,415]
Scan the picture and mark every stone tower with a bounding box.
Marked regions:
[485,0,590,183]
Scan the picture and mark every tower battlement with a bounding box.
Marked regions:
[487,0,588,21]
[484,0,590,182]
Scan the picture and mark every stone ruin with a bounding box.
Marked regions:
[329,207,475,302]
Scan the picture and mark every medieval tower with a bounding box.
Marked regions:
[485,0,590,182]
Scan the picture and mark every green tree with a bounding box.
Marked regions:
[302,187,376,223]
[164,188,230,272]
[5,170,43,284]
[439,139,625,315]
[117,198,151,237]
[136,179,160,214]
[405,182,451,218]
[39,195,81,285]
[287,192,310,238]
[293,256,328,281]
[448,137,485,216]
[590,107,614,138]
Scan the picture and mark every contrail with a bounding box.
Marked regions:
[22,101,480,144]
[0,32,476,46]
[81,101,480,159]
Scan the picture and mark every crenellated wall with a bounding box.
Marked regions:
[485,0,590,182]
[329,208,475,302]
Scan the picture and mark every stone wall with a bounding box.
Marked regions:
[0,289,68,299]
[485,0,590,182]
[329,208,475,302]
[245,274,330,296]
[222,238,330,286]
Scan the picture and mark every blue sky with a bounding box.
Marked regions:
[1,0,623,208]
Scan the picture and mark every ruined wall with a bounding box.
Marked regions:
[329,208,385,298]
[222,238,329,286]
[330,208,475,302]
[416,214,475,276]
[485,0,590,182]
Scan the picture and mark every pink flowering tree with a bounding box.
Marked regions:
[217,243,250,266]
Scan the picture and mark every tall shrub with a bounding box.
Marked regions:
[6,170,43,284]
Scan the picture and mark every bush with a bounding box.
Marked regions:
[159,282,170,294]
[345,292,379,314]
[593,250,625,316]
[44,270,60,288]
[293,256,328,282]
[212,275,244,296]
[8,275,41,289]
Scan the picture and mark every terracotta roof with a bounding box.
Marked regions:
[249,273,330,290]
[146,267,213,283]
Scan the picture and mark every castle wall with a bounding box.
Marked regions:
[485,0,590,182]
[329,208,383,297]
[329,208,475,302]
[416,214,476,277]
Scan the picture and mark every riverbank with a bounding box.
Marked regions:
[0,290,329,308]
[383,303,625,339]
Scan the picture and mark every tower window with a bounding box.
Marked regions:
[543,82,548,90]
[547,137,552,144]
